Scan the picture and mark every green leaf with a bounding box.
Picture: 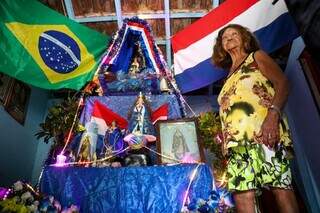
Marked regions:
[35,95,81,146]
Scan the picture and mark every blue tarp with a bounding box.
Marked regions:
[40,164,213,213]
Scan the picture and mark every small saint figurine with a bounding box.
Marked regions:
[128,42,146,78]
[129,93,155,137]
[77,135,91,162]
[129,57,140,78]
[77,121,98,163]
[102,120,126,157]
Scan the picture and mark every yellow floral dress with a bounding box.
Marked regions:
[217,52,293,191]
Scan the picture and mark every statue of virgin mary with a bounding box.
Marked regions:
[125,92,156,144]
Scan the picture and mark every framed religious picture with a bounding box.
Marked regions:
[299,48,320,113]
[156,118,205,164]
[4,79,31,125]
[0,73,14,105]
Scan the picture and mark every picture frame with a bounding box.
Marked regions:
[156,118,205,164]
[4,79,31,125]
[0,73,14,105]
[298,48,320,114]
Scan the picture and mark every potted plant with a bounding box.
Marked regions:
[197,111,227,185]
[35,95,84,163]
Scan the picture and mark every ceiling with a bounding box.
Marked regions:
[40,0,223,67]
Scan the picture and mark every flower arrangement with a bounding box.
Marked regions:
[188,187,234,213]
[0,181,78,213]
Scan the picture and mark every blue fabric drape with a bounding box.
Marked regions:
[40,164,213,213]
[111,28,155,74]
[111,30,134,73]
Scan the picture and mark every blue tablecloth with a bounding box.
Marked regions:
[40,164,213,213]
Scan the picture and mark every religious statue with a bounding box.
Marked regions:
[77,135,96,162]
[127,92,155,140]
[102,120,126,157]
[77,121,98,163]
[128,42,146,78]
[129,57,140,78]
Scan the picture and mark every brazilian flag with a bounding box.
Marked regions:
[0,0,110,90]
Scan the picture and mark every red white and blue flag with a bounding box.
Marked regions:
[91,101,128,135]
[90,100,168,135]
[172,0,299,93]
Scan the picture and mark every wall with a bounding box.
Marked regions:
[184,95,219,117]
[31,99,61,185]
[0,86,48,187]
[285,37,320,212]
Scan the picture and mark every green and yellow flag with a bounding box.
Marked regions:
[0,0,110,90]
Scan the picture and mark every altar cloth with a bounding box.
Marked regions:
[40,164,213,213]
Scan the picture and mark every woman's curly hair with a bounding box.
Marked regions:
[212,24,260,69]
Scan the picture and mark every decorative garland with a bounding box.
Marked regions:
[95,16,186,115]
[97,17,171,78]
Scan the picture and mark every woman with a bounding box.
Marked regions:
[213,24,298,213]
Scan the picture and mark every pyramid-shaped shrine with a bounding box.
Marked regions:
[97,17,175,96]
[73,17,184,165]
[39,18,225,213]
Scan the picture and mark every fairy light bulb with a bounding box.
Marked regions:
[55,154,67,167]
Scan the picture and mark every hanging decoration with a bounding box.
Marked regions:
[98,17,172,79]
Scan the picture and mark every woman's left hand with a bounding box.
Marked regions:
[254,110,280,148]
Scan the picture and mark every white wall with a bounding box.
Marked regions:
[184,95,219,117]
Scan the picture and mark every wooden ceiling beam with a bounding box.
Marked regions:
[64,11,209,23]
[213,0,219,8]
[164,0,171,66]
[63,0,75,20]
[114,0,123,28]
[62,0,221,67]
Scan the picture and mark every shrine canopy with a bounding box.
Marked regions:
[97,17,173,95]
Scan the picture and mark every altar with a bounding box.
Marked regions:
[40,164,213,213]
[39,18,215,213]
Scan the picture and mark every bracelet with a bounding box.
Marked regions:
[269,104,281,117]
